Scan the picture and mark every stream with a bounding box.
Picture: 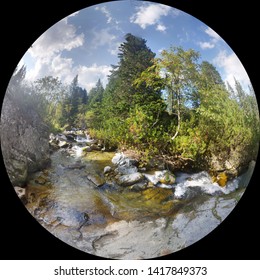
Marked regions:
[23,132,253,259]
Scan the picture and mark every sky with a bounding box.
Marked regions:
[20,0,251,92]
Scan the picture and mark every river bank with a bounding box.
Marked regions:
[13,130,254,259]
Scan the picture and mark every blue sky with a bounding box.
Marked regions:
[20,0,251,92]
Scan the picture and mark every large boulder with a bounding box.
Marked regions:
[1,91,50,186]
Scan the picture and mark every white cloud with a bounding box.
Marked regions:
[205,27,221,42]
[213,50,251,89]
[95,5,121,30]
[77,64,112,91]
[95,6,113,24]
[92,28,121,56]
[130,3,171,30]
[156,24,167,32]
[26,54,111,92]
[92,28,116,48]
[198,27,221,50]
[199,41,215,49]
[25,15,85,82]
[29,17,84,59]
[23,16,112,91]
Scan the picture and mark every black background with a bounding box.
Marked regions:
[0,0,259,260]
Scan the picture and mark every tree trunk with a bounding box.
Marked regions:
[171,93,181,141]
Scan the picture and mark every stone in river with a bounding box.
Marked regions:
[112,153,125,165]
[156,170,176,185]
[117,172,144,187]
[104,166,112,174]
[58,140,69,148]
[82,146,92,153]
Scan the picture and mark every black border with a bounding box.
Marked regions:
[0,0,259,260]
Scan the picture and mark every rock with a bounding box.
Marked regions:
[112,153,125,165]
[115,165,138,175]
[144,170,176,186]
[82,146,92,153]
[58,140,69,148]
[58,133,67,140]
[175,186,204,200]
[117,172,144,187]
[34,175,48,185]
[212,172,228,187]
[14,186,26,199]
[1,90,50,186]
[49,133,56,141]
[128,181,148,191]
[156,170,176,185]
[90,144,101,151]
[65,134,76,142]
[104,166,112,174]
[87,174,105,187]
[65,163,86,170]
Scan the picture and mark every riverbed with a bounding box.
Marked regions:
[22,136,251,259]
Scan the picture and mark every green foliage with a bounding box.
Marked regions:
[9,35,259,174]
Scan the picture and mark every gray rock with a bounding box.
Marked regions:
[90,144,101,151]
[104,166,112,174]
[57,134,67,141]
[112,153,125,165]
[117,172,144,187]
[58,141,68,148]
[115,165,138,175]
[14,186,26,199]
[82,146,92,153]
[128,180,148,191]
[1,90,50,186]
[144,170,176,186]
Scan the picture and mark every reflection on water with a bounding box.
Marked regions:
[23,144,248,259]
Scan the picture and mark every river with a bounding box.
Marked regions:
[23,134,252,259]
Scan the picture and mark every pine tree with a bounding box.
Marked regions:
[107,33,156,116]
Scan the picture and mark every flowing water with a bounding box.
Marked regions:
[23,136,251,259]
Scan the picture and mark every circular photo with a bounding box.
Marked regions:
[1,1,259,259]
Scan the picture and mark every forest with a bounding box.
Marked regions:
[9,33,259,177]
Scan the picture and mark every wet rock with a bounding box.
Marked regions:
[212,172,228,187]
[117,172,144,187]
[57,134,67,141]
[128,181,148,191]
[87,174,105,187]
[65,163,86,170]
[58,140,69,148]
[175,186,204,200]
[65,134,77,142]
[82,146,92,153]
[49,133,56,141]
[157,170,176,185]
[104,166,112,174]
[90,144,102,151]
[144,170,176,186]
[115,165,138,175]
[112,153,125,165]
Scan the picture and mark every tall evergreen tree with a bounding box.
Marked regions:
[200,61,224,87]
[88,78,104,107]
[107,33,157,116]
[68,75,88,127]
